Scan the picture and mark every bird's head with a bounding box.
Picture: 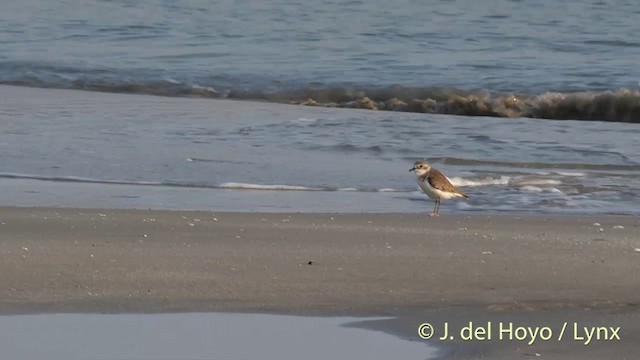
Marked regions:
[409,160,431,176]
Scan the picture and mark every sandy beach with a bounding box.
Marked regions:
[1,206,639,358]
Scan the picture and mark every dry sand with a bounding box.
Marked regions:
[1,207,639,358]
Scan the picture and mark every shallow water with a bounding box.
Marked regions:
[0,313,438,360]
[1,86,639,214]
[1,0,639,121]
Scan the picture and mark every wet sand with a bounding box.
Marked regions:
[1,207,639,358]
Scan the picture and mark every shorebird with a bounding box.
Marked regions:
[409,160,469,217]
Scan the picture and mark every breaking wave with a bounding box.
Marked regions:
[448,176,511,187]
[0,172,514,192]
[218,182,322,191]
[287,86,640,123]
[0,174,408,193]
[2,68,639,122]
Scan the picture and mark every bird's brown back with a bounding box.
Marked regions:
[420,168,469,198]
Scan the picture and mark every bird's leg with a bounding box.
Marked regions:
[429,199,440,217]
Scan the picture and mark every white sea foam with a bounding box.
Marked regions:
[521,186,544,193]
[296,117,319,123]
[164,77,181,84]
[554,171,585,177]
[516,179,562,186]
[521,186,564,194]
[449,176,511,187]
[190,84,218,93]
[218,182,321,191]
[0,173,162,186]
[455,202,475,210]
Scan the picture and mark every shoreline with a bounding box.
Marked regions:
[3,84,640,216]
[2,207,639,358]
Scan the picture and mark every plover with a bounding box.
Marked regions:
[409,160,469,217]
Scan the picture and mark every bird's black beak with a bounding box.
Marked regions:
[409,167,415,172]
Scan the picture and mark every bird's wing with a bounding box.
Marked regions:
[427,169,469,198]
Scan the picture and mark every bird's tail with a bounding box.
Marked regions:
[457,191,470,200]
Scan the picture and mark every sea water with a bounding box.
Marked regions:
[1,86,638,214]
[1,0,639,214]
[0,313,439,360]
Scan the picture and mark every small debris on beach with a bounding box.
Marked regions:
[482,251,493,255]
[592,222,601,226]
[307,261,313,265]
[634,248,640,253]
[613,225,624,229]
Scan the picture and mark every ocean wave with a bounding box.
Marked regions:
[0,173,410,192]
[0,172,514,193]
[520,185,564,194]
[0,173,164,186]
[1,67,639,122]
[514,179,563,186]
[288,87,640,123]
[217,182,323,191]
[449,176,511,187]
[552,171,585,177]
[0,173,329,191]
[421,157,640,171]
